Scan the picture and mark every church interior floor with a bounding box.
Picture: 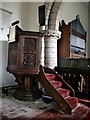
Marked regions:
[0,89,90,120]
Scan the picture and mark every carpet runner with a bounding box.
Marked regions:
[45,72,78,110]
[33,104,90,120]
[79,99,90,107]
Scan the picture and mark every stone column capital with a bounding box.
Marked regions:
[43,29,61,39]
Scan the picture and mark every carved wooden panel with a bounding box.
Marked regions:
[8,42,18,65]
[24,38,36,52]
[22,37,37,67]
[23,54,36,67]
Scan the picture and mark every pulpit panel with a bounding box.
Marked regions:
[8,42,18,66]
[6,24,43,101]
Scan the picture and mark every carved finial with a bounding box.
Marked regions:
[61,20,66,25]
[76,15,80,20]
[11,20,19,26]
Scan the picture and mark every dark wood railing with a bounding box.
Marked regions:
[55,61,90,100]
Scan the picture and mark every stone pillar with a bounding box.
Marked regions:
[40,37,44,66]
[44,29,61,68]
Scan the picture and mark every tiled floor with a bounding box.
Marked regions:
[1,89,90,120]
[0,90,59,119]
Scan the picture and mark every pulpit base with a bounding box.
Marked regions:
[12,75,42,101]
[13,89,33,101]
[13,88,41,101]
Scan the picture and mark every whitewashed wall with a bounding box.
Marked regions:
[2,41,15,87]
[0,42,2,87]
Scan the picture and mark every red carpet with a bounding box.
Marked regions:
[79,99,90,107]
[32,105,89,120]
[84,112,90,120]
[45,73,79,110]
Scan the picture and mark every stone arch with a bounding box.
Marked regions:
[40,1,63,68]
[44,2,54,30]
[48,1,62,30]
[44,0,63,31]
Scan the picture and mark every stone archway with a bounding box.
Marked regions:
[48,1,62,30]
[44,1,63,30]
[40,1,63,68]
[39,1,63,31]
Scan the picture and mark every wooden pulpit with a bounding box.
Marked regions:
[7,24,43,101]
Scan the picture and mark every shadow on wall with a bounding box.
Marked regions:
[1,41,16,87]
